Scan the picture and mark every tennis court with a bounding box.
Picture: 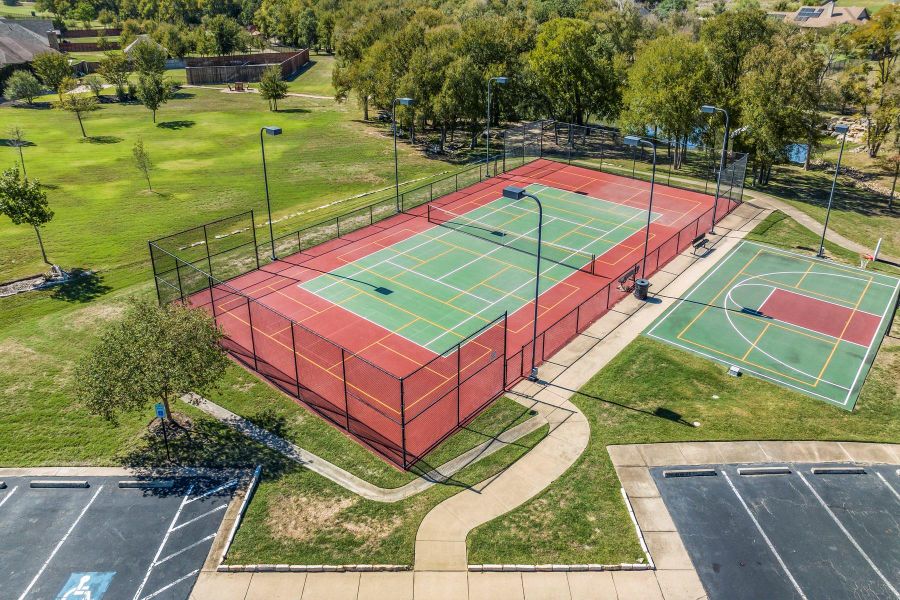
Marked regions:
[647,241,900,410]
[172,158,730,466]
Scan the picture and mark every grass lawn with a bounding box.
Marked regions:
[0,2,48,17]
[286,53,335,96]
[466,212,900,565]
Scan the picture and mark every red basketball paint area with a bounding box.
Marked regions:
[760,288,881,347]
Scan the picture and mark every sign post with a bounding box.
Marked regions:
[155,403,171,463]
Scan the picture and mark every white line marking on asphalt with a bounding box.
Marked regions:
[798,472,900,598]
[185,478,238,504]
[154,533,216,566]
[722,471,808,600]
[170,504,227,531]
[131,483,195,600]
[0,485,18,509]
[876,473,900,502]
[17,485,104,600]
[139,569,200,600]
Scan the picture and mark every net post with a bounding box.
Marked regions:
[341,348,351,432]
[246,297,259,371]
[290,323,301,399]
[202,223,213,278]
[250,210,261,269]
[400,378,407,470]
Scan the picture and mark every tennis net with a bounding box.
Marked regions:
[427,204,596,274]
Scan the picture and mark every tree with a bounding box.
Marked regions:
[73,0,95,27]
[57,86,98,138]
[98,51,132,100]
[622,34,710,169]
[5,70,42,105]
[84,74,104,98]
[204,14,242,55]
[75,298,228,426]
[0,164,53,264]
[130,39,167,76]
[258,65,288,111]
[528,18,619,125]
[31,52,71,101]
[739,30,824,184]
[297,7,318,50]
[7,126,28,177]
[132,137,153,191]
[136,74,172,122]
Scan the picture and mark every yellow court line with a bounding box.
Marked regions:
[742,323,770,361]
[754,276,866,307]
[795,262,815,288]
[448,265,514,303]
[815,276,874,381]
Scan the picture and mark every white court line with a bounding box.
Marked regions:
[876,472,900,502]
[185,478,238,504]
[132,483,195,600]
[384,259,495,305]
[170,504,227,531]
[0,485,18,508]
[139,569,200,600]
[798,472,900,598]
[844,276,900,406]
[154,533,216,566]
[742,240,900,286]
[17,485,104,600]
[721,472,808,600]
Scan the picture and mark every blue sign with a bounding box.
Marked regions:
[56,572,115,600]
[155,403,167,419]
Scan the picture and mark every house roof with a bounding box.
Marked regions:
[0,19,55,65]
[779,1,869,27]
[123,34,167,55]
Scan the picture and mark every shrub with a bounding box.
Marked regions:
[5,70,42,104]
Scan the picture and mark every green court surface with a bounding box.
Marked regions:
[646,241,900,409]
[299,184,656,353]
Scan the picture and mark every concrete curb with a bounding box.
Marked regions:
[217,564,410,573]
[468,563,650,572]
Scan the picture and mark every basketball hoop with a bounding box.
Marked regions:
[860,253,873,268]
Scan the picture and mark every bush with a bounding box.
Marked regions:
[5,70,42,104]
[2,0,19,7]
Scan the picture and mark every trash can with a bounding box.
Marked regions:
[634,278,650,301]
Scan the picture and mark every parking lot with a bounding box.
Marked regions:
[0,475,239,600]
[652,463,900,600]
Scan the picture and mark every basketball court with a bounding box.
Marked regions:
[647,241,900,409]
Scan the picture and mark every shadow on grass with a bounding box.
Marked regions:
[285,60,316,81]
[10,102,52,110]
[275,107,310,114]
[50,269,112,302]
[81,135,123,144]
[547,384,696,428]
[0,138,36,147]
[157,120,196,130]
[171,91,195,100]
[762,165,897,220]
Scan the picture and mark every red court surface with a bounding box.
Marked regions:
[760,288,881,347]
[190,158,733,466]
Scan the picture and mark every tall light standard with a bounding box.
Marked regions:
[503,185,543,382]
[624,135,658,278]
[700,104,730,234]
[818,124,850,258]
[486,76,508,170]
[392,97,415,212]
[260,125,282,261]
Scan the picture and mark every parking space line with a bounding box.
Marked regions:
[139,569,200,600]
[185,478,238,504]
[876,472,900,502]
[154,534,216,566]
[722,471,808,600]
[798,472,900,598]
[17,485,104,600]
[0,485,18,509]
[132,483,195,600]
[170,504,227,531]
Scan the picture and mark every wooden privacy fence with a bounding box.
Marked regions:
[184,50,309,85]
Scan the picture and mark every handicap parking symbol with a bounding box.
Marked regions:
[56,572,115,600]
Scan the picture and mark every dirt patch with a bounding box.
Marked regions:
[64,301,126,330]
[340,514,403,547]
[268,493,357,541]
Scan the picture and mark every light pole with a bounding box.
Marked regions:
[260,125,282,261]
[392,97,415,212]
[818,124,850,258]
[700,104,730,234]
[486,76,508,171]
[503,185,543,382]
[624,135,658,278]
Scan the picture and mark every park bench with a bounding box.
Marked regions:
[692,234,710,255]
[618,263,640,291]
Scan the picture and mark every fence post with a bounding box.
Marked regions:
[369,204,374,225]
[290,324,301,399]
[502,312,509,390]
[540,121,544,158]
[455,174,459,192]
[567,127,573,164]
[202,224,213,279]
[341,349,351,432]
[208,277,217,324]
[250,210,261,269]
[336,216,341,238]
[149,242,163,306]
[400,378,407,470]
[246,297,259,371]
[456,343,462,426]
[522,123,526,162]
[430,183,433,203]
[175,260,185,303]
